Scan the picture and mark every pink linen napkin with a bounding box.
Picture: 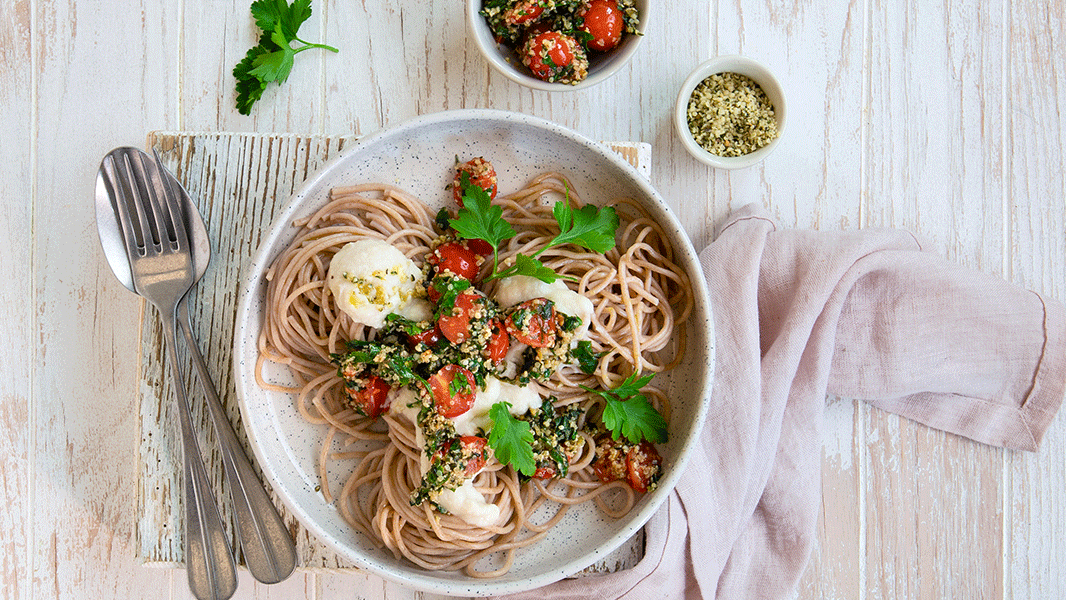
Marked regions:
[498,203,1066,600]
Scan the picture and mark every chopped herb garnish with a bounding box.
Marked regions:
[583,372,668,444]
[450,177,618,284]
[572,340,605,374]
[487,402,536,476]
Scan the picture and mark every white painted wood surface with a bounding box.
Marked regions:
[3,0,1064,599]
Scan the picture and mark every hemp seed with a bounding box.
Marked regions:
[686,72,778,157]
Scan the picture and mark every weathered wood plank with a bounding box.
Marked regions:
[1,2,32,599]
[30,0,183,598]
[713,0,868,597]
[1004,2,1066,599]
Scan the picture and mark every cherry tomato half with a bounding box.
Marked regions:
[464,237,494,258]
[407,323,444,350]
[485,318,510,364]
[504,297,558,348]
[592,434,627,483]
[432,435,488,477]
[533,466,557,480]
[428,364,477,418]
[579,0,624,52]
[521,31,577,82]
[458,436,488,476]
[345,374,391,418]
[624,441,663,493]
[429,241,480,281]
[504,1,545,26]
[452,157,498,207]
[438,290,483,344]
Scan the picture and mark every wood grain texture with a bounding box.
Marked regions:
[1,2,32,600]
[3,0,1064,598]
[1004,3,1066,599]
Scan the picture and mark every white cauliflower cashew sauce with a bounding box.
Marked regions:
[388,378,542,527]
[326,239,431,329]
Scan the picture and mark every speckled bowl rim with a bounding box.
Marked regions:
[233,109,714,596]
[674,55,787,169]
[466,0,650,91]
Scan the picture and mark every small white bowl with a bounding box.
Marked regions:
[467,0,649,91]
[674,55,786,169]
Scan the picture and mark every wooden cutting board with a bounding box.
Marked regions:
[136,132,652,572]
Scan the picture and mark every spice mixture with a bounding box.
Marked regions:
[686,72,778,157]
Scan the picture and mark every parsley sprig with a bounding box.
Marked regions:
[448,177,619,284]
[487,402,536,476]
[233,0,339,115]
[583,372,668,444]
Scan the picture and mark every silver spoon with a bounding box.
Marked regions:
[96,148,297,585]
[97,147,237,600]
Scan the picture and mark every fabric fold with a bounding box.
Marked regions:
[497,203,1066,600]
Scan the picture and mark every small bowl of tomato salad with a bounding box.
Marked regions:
[468,0,649,91]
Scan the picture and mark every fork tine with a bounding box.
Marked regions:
[127,150,174,255]
[121,149,165,255]
[104,151,148,261]
[150,149,192,253]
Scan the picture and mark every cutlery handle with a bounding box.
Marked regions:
[159,309,239,600]
[178,299,298,584]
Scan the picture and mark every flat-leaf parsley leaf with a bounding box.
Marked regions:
[583,372,668,444]
[487,402,536,476]
[233,0,339,115]
[449,175,619,284]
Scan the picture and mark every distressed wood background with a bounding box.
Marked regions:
[3,0,1065,598]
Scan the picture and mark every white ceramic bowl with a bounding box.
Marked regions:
[467,0,649,91]
[233,110,714,596]
[674,55,787,169]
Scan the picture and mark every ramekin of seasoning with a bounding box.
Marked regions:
[674,55,786,169]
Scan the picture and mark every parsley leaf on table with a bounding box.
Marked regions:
[487,402,536,477]
[233,0,339,115]
[583,372,668,444]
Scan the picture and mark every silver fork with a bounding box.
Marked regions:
[105,148,238,600]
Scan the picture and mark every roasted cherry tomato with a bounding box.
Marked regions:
[625,441,663,492]
[592,434,627,483]
[438,290,483,344]
[521,30,577,82]
[503,1,545,25]
[533,466,557,480]
[452,157,498,207]
[485,318,510,364]
[464,237,494,258]
[344,374,391,418]
[429,241,480,281]
[433,435,488,477]
[428,364,477,418]
[504,297,558,348]
[407,323,444,350]
[579,0,624,52]
[457,436,489,476]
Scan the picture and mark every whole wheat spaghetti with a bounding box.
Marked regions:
[256,164,692,577]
